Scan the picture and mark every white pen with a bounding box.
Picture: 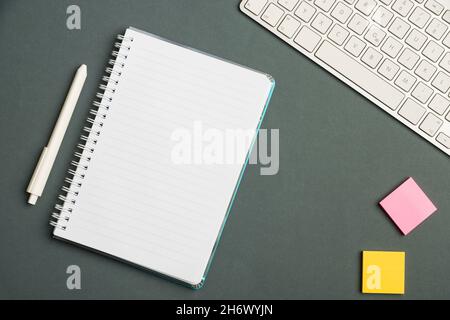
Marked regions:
[27,64,87,205]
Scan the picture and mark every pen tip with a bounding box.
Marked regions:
[28,194,38,205]
[78,64,87,74]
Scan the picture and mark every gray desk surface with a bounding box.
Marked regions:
[1,0,449,299]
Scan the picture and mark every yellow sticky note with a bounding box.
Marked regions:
[362,251,405,294]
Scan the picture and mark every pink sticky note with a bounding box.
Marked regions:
[380,177,437,235]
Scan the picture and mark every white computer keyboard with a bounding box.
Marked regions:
[240,0,450,156]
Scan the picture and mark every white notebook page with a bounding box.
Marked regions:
[54,27,273,286]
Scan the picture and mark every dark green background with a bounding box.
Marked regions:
[1,0,449,299]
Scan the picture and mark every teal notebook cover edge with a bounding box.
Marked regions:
[194,76,275,289]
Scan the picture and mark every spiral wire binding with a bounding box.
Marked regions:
[50,34,134,231]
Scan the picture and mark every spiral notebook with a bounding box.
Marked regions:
[50,27,274,288]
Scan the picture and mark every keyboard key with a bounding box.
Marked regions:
[443,10,450,23]
[295,1,316,22]
[389,17,411,39]
[405,29,427,50]
[412,82,433,103]
[278,15,301,37]
[294,26,322,52]
[422,40,444,62]
[436,132,450,148]
[432,72,450,93]
[381,36,403,58]
[364,25,386,47]
[311,12,333,34]
[415,59,437,81]
[392,0,414,17]
[439,52,450,73]
[315,41,405,110]
[398,98,426,124]
[398,48,420,69]
[244,0,268,15]
[409,7,431,28]
[395,70,416,91]
[425,0,444,15]
[262,4,285,26]
[442,32,450,48]
[328,24,350,45]
[348,13,369,35]
[420,113,443,136]
[361,47,383,68]
[428,94,450,115]
[344,35,366,56]
[314,0,336,12]
[278,0,299,11]
[380,0,393,4]
[372,6,394,27]
[355,0,377,16]
[425,18,448,40]
[331,2,353,23]
[378,59,400,80]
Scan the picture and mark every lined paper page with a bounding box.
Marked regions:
[54,27,273,286]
